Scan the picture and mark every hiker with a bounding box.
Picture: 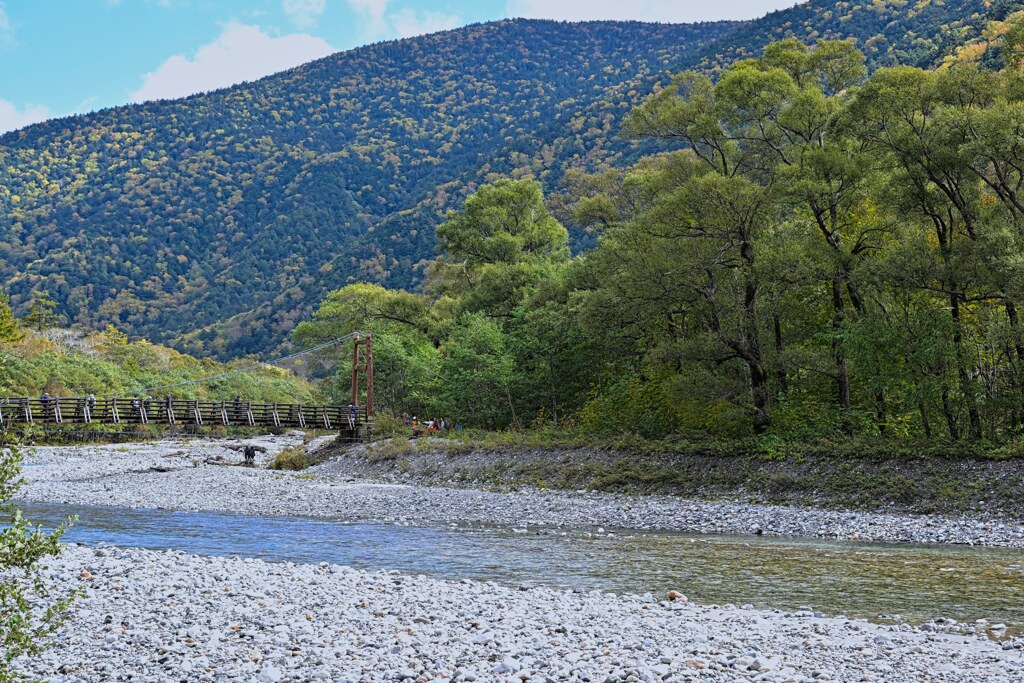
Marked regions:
[348,403,357,430]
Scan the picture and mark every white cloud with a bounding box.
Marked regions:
[130,23,335,103]
[505,0,801,23]
[388,8,461,39]
[346,1,460,41]
[0,4,12,43]
[72,96,100,115]
[347,0,389,40]
[283,0,326,28]
[0,99,53,134]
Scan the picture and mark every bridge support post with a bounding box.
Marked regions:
[350,332,374,419]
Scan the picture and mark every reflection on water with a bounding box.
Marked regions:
[16,500,1024,634]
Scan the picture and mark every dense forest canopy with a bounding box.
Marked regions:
[3,1,1021,360]
[0,303,318,404]
[298,24,1024,445]
[0,20,736,358]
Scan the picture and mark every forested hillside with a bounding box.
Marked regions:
[0,20,734,358]
[0,297,317,403]
[688,0,1020,74]
[300,31,1024,447]
[1,1,1021,359]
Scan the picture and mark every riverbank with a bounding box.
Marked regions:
[335,436,1024,516]
[19,436,1024,547]
[15,544,1024,682]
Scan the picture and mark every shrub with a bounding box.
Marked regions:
[371,413,409,439]
[268,446,309,471]
[0,439,76,680]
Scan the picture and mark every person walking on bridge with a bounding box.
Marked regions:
[348,403,358,430]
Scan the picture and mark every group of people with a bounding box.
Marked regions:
[402,414,461,437]
[39,392,97,410]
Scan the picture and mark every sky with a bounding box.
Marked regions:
[0,0,802,134]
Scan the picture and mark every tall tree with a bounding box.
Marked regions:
[624,40,890,434]
[0,291,22,344]
[23,291,60,331]
[433,179,570,319]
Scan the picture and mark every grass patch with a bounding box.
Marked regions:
[430,427,1024,462]
[365,438,416,462]
[268,446,310,471]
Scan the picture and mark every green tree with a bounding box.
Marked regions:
[846,65,1003,439]
[434,313,516,429]
[23,292,59,332]
[0,441,75,680]
[0,292,22,344]
[624,41,887,434]
[292,284,439,414]
[434,179,569,319]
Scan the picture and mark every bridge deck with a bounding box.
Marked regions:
[0,397,366,431]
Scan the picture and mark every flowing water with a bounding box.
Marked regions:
[18,500,1024,635]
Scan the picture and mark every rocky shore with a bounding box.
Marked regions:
[16,544,1024,683]
[19,437,1024,547]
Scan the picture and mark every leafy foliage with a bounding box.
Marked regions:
[686,0,1020,74]
[4,3,1017,359]
[304,32,1024,447]
[0,20,736,358]
[0,293,21,344]
[0,327,318,403]
[0,440,75,680]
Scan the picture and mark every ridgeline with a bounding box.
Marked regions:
[2,1,1019,359]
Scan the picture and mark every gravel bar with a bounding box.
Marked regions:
[19,437,1024,547]
[15,544,1024,683]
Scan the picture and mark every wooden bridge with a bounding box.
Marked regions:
[0,397,369,432]
[0,332,378,438]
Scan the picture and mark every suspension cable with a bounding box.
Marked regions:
[112,332,361,397]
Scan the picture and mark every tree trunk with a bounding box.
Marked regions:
[1005,300,1024,429]
[941,386,959,441]
[950,292,983,439]
[773,312,787,394]
[918,400,932,440]
[875,391,887,437]
[750,364,772,435]
[548,360,559,428]
[742,243,771,434]
[832,273,853,435]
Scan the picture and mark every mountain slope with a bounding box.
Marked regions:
[0,19,736,357]
[687,0,1018,74]
[2,1,1020,359]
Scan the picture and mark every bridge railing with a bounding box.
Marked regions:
[0,397,368,430]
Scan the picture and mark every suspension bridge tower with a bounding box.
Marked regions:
[350,331,374,422]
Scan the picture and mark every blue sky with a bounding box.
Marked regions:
[0,0,800,133]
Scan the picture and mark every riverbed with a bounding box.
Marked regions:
[19,437,1024,547]
[12,436,1024,682]
[19,500,1024,637]
[15,544,1024,683]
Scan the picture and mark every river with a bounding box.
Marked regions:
[19,500,1024,637]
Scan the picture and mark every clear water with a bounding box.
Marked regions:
[17,500,1024,635]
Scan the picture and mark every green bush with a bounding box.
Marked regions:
[268,446,309,471]
[0,439,77,680]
